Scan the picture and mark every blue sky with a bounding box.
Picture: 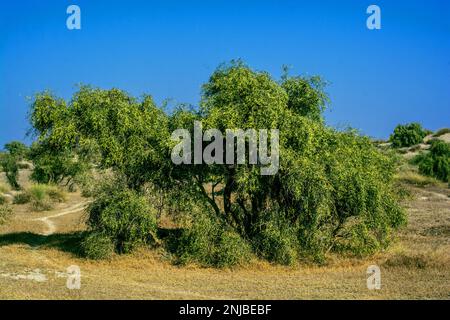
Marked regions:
[1,0,449,147]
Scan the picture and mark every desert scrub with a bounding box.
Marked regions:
[0,194,7,205]
[13,192,31,204]
[433,128,450,137]
[389,123,428,148]
[174,212,252,268]
[85,182,158,255]
[412,140,450,183]
[80,232,115,259]
[395,166,439,187]
[0,204,12,225]
[14,184,66,211]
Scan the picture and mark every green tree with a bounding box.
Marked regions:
[390,123,428,148]
[1,142,22,190]
[4,141,28,160]
[28,62,406,264]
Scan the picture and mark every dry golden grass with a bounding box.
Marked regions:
[0,170,449,299]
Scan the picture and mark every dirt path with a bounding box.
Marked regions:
[31,202,89,236]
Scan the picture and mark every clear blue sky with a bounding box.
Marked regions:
[1,0,449,147]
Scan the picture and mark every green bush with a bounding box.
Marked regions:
[29,141,89,186]
[334,221,381,257]
[80,232,115,259]
[86,182,158,255]
[413,140,450,183]
[4,141,28,160]
[252,212,299,265]
[0,195,7,205]
[175,212,252,267]
[0,154,20,190]
[389,123,427,148]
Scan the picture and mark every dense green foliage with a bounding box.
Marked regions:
[4,141,28,160]
[0,153,20,190]
[28,62,406,265]
[80,232,115,259]
[173,212,252,267]
[412,140,450,183]
[390,123,428,148]
[86,181,158,254]
[29,141,89,186]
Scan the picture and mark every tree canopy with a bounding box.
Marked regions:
[28,62,406,264]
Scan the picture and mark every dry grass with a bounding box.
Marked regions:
[0,169,449,299]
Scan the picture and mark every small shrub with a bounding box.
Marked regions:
[0,195,7,205]
[433,128,450,137]
[413,141,450,183]
[4,141,28,160]
[14,184,66,211]
[28,184,53,211]
[13,192,31,204]
[45,185,66,202]
[86,183,158,255]
[175,212,252,267]
[80,232,115,259]
[0,154,20,190]
[390,123,427,148]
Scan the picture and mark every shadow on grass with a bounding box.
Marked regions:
[0,231,87,256]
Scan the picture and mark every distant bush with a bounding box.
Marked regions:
[0,154,20,190]
[80,232,115,259]
[433,128,450,137]
[390,123,428,148]
[86,183,158,255]
[413,140,450,183]
[29,141,89,187]
[13,184,66,211]
[0,195,7,205]
[4,141,28,160]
